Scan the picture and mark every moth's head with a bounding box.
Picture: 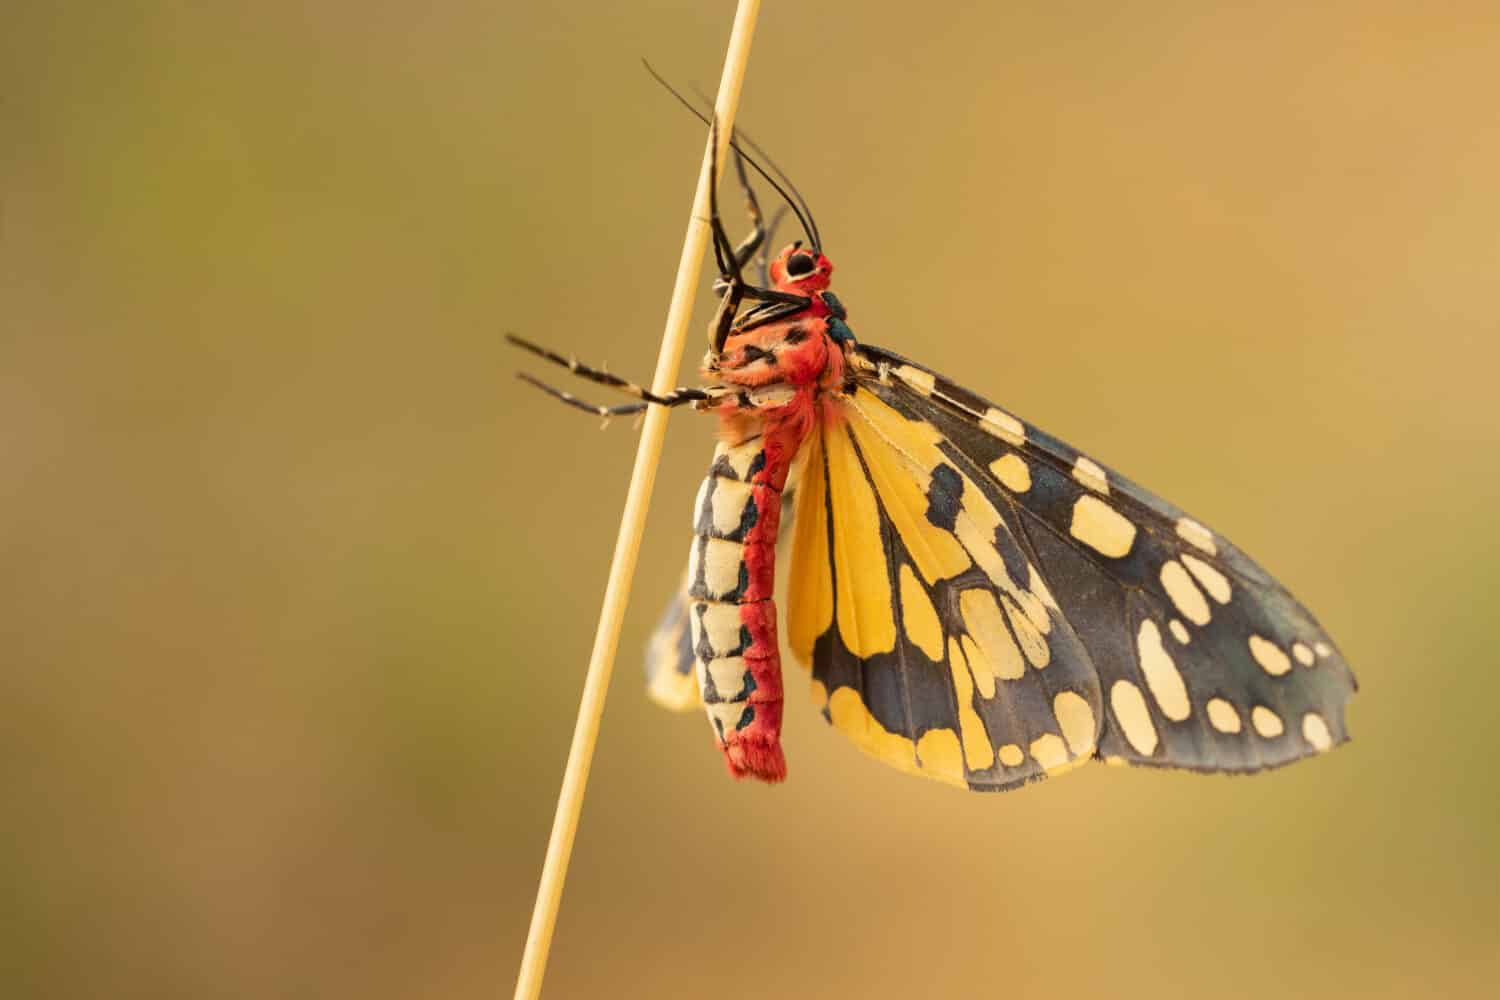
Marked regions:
[769,242,833,293]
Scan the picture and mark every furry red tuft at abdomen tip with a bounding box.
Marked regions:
[723,740,787,783]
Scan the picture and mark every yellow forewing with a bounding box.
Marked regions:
[823,419,897,658]
[787,429,833,667]
[791,386,1101,789]
[843,396,971,585]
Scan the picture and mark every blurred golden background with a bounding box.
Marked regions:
[4,2,1497,997]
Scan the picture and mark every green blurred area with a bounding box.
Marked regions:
[3,2,1497,997]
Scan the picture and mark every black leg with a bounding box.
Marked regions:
[517,373,770,422]
[756,205,788,288]
[508,334,711,407]
[706,116,754,354]
[707,117,746,291]
[517,374,652,418]
[728,149,767,272]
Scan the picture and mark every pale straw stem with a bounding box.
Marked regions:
[512,3,762,997]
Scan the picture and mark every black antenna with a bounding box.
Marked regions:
[686,84,822,257]
[642,60,822,256]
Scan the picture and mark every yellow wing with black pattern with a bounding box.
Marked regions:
[786,345,1356,791]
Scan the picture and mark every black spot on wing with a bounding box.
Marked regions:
[861,649,909,735]
[925,463,963,531]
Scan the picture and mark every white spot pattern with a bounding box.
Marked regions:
[1249,634,1292,677]
[1160,560,1212,625]
[1110,680,1159,755]
[1137,620,1190,721]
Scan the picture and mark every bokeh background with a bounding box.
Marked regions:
[5,2,1498,997]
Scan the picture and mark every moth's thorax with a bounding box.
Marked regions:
[714,322,833,387]
[709,246,846,390]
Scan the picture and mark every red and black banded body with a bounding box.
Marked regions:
[685,248,845,781]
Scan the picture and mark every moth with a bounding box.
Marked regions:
[512,127,1356,790]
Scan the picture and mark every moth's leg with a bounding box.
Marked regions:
[516,373,728,419]
[702,127,750,355]
[705,118,744,287]
[715,151,792,294]
[754,206,788,289]
[508,334,711,407]
[729,149,766,270]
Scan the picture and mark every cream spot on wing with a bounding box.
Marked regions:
[1070,495,1137,558]
[1002,593,1050,668]
[1071,456,1109,494]
[810,679,829,708]
[1137,620,1190,721]
[1012,587,1051,636]
[1249,634,1292,677]
[980,407,1025,446]
[1028,565,1060,611]
[1251,705,1285,739]
[955,513,1013,594]
[947,639,994,770]
[1293,642,1316,667]
[1169,619,1191,644]
[1029,733,1069,770]
[998,743,1025,768]
[894,364,935,395]
[1053,692,1097,755]
[1160,560,1212,626]
[701,538,745,599]
[1314,641,1333,658]
[990,453,1031,492]
[961,637,995,700]
[1302,712,1333,751]
[960,590,1026,682]
[1176,517,1217,555]
[960,641,996,704]
[709,479,754,536]
[1206,698,1242,734]
[1109,680,1158,756]
[1181,553,1232,604]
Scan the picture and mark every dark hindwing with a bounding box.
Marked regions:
[854,343,1357,776]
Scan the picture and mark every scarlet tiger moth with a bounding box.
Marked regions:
[511,121,1356,791]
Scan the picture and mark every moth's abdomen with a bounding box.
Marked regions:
[687,434,787,782]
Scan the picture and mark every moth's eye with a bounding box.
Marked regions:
[785,252,816,277]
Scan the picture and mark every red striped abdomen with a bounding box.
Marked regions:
[686,430,794,782]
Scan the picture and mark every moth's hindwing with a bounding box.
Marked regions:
[786,348,1355,790]
[644,566,699,712]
